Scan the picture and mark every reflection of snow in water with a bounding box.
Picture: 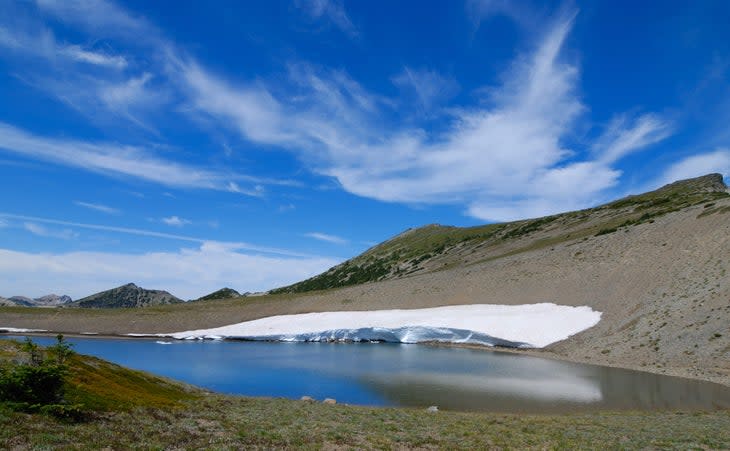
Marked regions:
[378,373,603,403]
[160,303,602,348]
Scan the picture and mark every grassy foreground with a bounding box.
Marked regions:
[2,396,730,450]
[1,340,729,450]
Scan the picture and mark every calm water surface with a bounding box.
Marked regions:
[5,335,730,413]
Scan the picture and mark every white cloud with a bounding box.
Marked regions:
[391,67,459,112]
[168,13,672,221]
[161,216,191,227]
[60,44,127,68]
[305,232,348,245]
[0,24,126,69]
[0,213,322,258]
[23,222,78,240]
[3,2,677,223]
[593,114,673,164]
[178,61,296,147]
[35,0,153,41]
[0,4,161,131]
[74,201,120,215]
[294,0,358,37]
[0,219,8,228]
[226,182,266,197]
[0,245,340,300]
[0,122,271,193]
[98,72,157,110]
[658,149,730,185]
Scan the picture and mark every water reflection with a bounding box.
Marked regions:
[3,335,729,413]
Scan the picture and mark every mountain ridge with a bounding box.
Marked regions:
[272,173,729,294]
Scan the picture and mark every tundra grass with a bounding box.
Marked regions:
[1,396,728,450]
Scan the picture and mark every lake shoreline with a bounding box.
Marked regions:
[4,328,729,390]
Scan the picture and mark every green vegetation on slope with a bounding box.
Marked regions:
[193,287,241,302]
[272,173,730,294]
[0,339,198,413]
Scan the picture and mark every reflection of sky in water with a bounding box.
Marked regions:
[4,336,730,413]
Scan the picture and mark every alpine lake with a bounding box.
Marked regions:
[3,335,729,413]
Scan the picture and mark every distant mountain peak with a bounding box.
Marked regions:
[193,287,242,302]
[1,294,73,307]
[68,283,182,309]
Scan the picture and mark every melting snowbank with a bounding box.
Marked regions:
[162,303,601,348]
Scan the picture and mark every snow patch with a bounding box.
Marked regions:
[0,327,47,333]
[162,303,601,348]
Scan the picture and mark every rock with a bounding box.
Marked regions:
[426,405,439,413]
[300,396,315,402]
[323,398,337,405]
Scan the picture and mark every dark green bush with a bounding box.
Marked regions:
[0,335,79,420]
[0,362,66,405]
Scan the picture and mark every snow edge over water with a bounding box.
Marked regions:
[157,303,602,348]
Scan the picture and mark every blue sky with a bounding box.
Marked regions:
[1,0,729,299]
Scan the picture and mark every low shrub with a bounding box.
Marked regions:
[0,335,84,421]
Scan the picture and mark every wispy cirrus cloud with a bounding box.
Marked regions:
[23,222,78,240]
[0,24,126,69]
[305,232,348,245]
[74,201,120,215]
[0,122,268,194]
[391,67,460,113]
[294,0,358,38]
[60,44,127,68]
[161,216,191,227]
[35,0,155,41]
[165,12,675,221]
[0,213,325,258]
[593,113,674,164]
[1,1,680,223]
